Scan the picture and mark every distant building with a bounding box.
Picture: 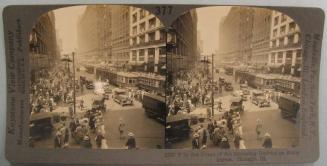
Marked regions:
[251,8,272,65]
[269,11,302,76]
[129,7,166,74]
[29,12,58,82]
[111,6,130,67]
[77,6,102,63]
[169,9,197,73]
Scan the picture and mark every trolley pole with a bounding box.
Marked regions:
[211,53,214,116]
[72,52,76,115]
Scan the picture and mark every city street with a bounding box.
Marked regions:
[168,70,299,149]
[32,70,164,149]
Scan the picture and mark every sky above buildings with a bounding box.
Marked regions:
[196,6,231,55]
[54,5,86,56]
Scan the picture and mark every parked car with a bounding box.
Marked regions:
[142,93,165,124]
[86,81,94,89]
[166,114,191,143]
[29,112,54,140]
[92,97,106,112]
[242,88,251,95]
[113,89,133,106]
[230,97,244,113]
[251,90,270,107]
[278,94,300,121]
[224,82,233,91]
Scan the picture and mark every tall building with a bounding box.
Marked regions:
[269,11,302,76]
[98,5,112,64]
[251,8,272,65]
[129,7,166,73]
[111,6,130,67]
[77,6,102,63]
[218,7,255,64]
[29,12,58,82]
[170,9,198,72]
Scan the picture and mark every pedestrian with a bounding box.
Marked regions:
[95,132,104,148]
[207,119,214,140]
[126,132,136,149]
[63,124,70,147]
[239,138,246,149]
[54,131,62,148]
[233,132,241,149]
[201,126,208,147]
[220,136,230,149]
[206,107,212,119]
[192,133,200,149]
[118,118,125,139]
[262,133,273,148]
[256,118,263,139]
[81,135,92,148]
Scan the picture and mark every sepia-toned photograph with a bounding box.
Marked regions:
[166,6,302,149]
[28,5,166,149]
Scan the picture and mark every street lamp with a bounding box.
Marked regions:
[166,27,177,86]
[61,52,76,115]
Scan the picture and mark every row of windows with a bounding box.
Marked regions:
[131,47,166,61]
[132,18,158,35]
[272,22,297,37]
[270,50,301,63]
[131,30,166,45]
[274,14,288,26]
[271,33,301,48]
[132,10,152,23]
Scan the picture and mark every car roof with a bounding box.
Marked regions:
[166,114,190,123]
[30,112,53,121]
[144,93,165,102]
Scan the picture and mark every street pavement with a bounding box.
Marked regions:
[32,71,164,149]
[169,71,298,149]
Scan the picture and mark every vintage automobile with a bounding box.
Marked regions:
[278,94,300,121]
[240,83,248,90]
[86,81,94,89]
[29,112,54,140]
[230,97,244,113]
[242,88,251,95]
[92,96,106,112]
[142,93,165,124]
[224,82,234,91]
[113,89,133,106]
[251,90,270,107]
[166,114,191,143]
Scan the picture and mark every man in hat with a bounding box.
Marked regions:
[118,118,125,139]
[192,132,200,149]
[81,135,92,148]
[54,131,62,148]
[126,132,136,149]
[262,133,273,148]
[220,136,230,149]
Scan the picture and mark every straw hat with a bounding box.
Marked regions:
[83,135,90,141]
[193,133,199,138]
[128,132,134,137]
[264,133,271,138]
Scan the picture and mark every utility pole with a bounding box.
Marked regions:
[211,53,214,116]
[72,52,76,115]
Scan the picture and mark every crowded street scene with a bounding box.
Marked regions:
[29,5,165,149]
[166,7,301,149]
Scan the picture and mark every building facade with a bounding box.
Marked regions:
[129,7,166,74]
[111,6,130,67]
[268,11,302,77]
[29,12,59,82]
[77,6,102,64]
[169,9,198,73]
[251,8,272,66]
[218,8,242,62]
